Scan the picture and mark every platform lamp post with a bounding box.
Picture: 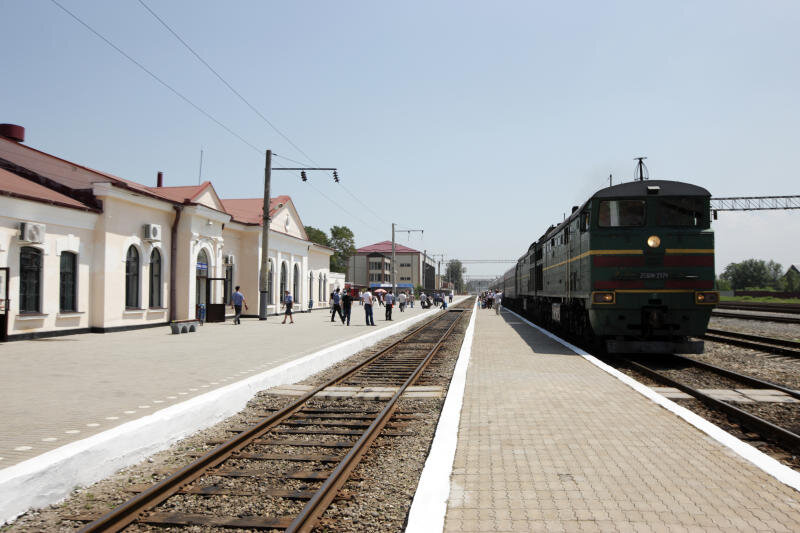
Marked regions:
[258,151,338,320]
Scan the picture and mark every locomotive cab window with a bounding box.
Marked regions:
[579,211,589,231]
[598,199,646,227]
[658,197,707,227]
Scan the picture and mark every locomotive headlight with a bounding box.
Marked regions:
[647,235,661,248]
[695,291,720,305]
[592,291,615,304]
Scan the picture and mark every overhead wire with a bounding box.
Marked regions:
[48,0,262,154]
[135,0,387,233]
[136,0,318,168]
[48,0,383,236]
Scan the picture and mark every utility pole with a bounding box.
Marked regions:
[429,253,445,290]
[259,150,272,320]
[391,223,423,297]
[609,173,612,187]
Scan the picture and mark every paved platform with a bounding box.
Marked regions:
[444,308,800,532]
[0,300,440,467]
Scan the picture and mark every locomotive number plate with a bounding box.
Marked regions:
[639,272,668,280]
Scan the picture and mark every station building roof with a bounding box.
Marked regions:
[356,241,421,254]
[0,134,303,231]
[0,166,98,212]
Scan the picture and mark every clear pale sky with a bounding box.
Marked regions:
[3,1,799,278]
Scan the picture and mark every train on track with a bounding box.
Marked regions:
[491,178,719,354]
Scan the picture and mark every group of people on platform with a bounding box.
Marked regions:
[479,289,502,315]
[227,286,457,327]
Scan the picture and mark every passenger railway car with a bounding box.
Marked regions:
[492,180,718,353]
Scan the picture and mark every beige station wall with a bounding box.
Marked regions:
[0,195,98,335]
[91,193,175,328]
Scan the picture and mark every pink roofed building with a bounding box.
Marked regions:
[347,240,436,292]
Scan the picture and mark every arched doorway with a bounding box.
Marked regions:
[268,259,274,305]
[293,264,300,305]
[309,271,314,307]
[279,262,287,303]
[196,249,209,319]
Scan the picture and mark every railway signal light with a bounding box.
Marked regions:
[300,171,307,182]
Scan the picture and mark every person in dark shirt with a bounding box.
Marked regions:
[331,288,344,322]
[341,291,353,326]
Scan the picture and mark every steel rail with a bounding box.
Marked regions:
[712,311,800,324]
[702,332,800,359]
[628,360,800,455]
[717,302,800,314]
[668,354,800,400]
[287,310,465,532]
[705,328,800,349]
[79,309,460,533]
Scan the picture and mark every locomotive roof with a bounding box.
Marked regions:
[593,179,710,198]
[524,179,711,256]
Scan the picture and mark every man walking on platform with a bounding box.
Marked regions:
[281,290,294,324]
[231,286,247,324]
[495,290,503,315]
[398,291,406,312]
[362,289,375,326]
[342,290,353,325]
[385,290,394,321]
[331,288,344,323]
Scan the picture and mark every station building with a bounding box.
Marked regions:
[346,240,436,292]
[0,124,343,341]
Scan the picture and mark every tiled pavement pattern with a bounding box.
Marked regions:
[0,302,451,467]
[444,309,800,532]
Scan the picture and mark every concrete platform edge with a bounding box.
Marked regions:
[0,300,466,525]
[503,307,800,494]
[405,297,478,533]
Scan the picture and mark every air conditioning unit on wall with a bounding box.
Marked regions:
[225,254,235,265]
[19,222,45,244]
[143,224,162,241]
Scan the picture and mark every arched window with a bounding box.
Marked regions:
[20,246,42,313]
[267,259,274,304]
[293,264,300,302]
[60,251,77,312]
[279,262,287,300]
[309,271,314,303]
[318,275,323,302]
[149,249,162,308]
[125,246,140,308]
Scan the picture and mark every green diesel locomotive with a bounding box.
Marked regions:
[493,180,718,354]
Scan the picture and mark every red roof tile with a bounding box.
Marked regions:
[0,167,95,211]
[150,182,212,203]
[221,196,291,225]
[356,240,421,254]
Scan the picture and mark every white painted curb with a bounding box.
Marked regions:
[405,298,478,533]
[503,307,800,494]
[0,297,469,525]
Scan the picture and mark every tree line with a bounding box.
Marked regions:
[718,259,799,291]
[304,225,356,273]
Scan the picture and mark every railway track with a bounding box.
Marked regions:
[68,306,468,532]
[702,328,800,359]
[711,311,800,324]
[624,355,800,455]
[717,301,800,314]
